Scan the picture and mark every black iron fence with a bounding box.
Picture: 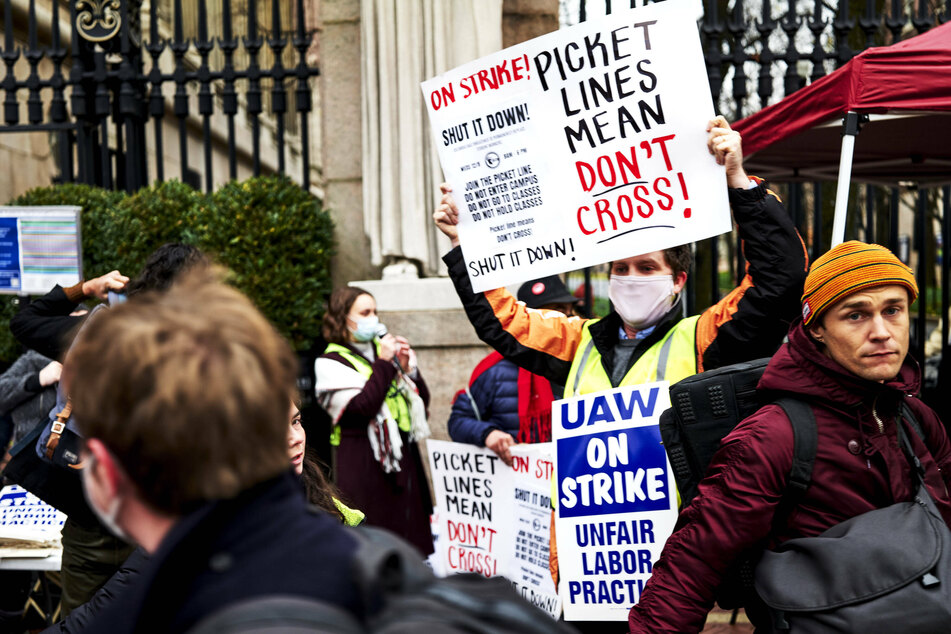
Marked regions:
[574,0,950,380]
[0,0,318,193]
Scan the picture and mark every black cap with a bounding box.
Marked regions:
[517,275,579,309]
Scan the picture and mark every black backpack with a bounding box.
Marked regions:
[658,359,817,610]
[659,359,816,513]
[190,525,578,633]
[352,525,577,633]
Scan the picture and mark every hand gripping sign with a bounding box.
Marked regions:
[552,382,678,621]
[422,0,729,292]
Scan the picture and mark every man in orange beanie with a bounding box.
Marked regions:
[629,240,951,633]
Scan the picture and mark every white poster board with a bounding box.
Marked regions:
[428,440,561,618]
[552,382,678,621]
[0,206,82,294]
[0,485,67,559]
[422,0,729,292]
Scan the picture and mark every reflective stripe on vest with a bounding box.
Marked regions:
[323,343,412,445]
[563,315,700,397]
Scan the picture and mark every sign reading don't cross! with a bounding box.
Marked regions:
[422,0,729,292]
[552,382,678,621]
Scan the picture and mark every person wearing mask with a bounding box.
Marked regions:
[62,270,365,633]
[44,398,366,634]
[314,287,433,555]
[433,117,806,404]
[448,275,579,465]
[434,118,807,631]
[7,243,208,615]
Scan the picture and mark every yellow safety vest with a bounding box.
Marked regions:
[323,343,412,446]
[563,315,700,397]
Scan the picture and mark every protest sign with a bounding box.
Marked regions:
[0,485,66,559]
[422,0,729,292]
[428,440,561,618]
[552,382,677,621]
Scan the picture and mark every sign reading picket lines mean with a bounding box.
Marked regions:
[428,440,561,618]
[422,0,729,293]
[552,382,677,621]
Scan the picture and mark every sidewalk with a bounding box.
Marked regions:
[700,608,753,633]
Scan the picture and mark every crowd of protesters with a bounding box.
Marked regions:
[0,116,948,634]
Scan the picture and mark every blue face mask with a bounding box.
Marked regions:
[351,315,383,342]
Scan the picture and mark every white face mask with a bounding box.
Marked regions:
[81,455,131,542]
[609,274,676,330]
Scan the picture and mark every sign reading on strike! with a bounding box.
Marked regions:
[422,0,729,292]
[552,382,678,622]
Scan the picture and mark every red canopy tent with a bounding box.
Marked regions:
[735,21,951,243]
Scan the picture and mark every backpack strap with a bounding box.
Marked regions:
[773,398,818,505]
[900,401,926,447]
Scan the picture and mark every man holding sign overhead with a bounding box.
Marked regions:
[434,118,807,398]
[436,117,805,628]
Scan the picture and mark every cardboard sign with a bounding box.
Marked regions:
[428,440,561,618]
[552,383,678,621]
[423,0,729,292]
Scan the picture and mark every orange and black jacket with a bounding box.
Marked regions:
[443,180,809,385]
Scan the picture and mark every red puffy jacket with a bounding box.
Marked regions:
[629,322,951,633]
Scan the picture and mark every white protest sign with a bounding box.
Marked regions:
[508,443,560,616]
[0,485,67,541]
[422,0,729,292]
[428,440,561,618]
[552,383,677,621]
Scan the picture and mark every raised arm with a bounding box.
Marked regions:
[10,271,128,360]
[435,185,586,385]
[696,119,809,371]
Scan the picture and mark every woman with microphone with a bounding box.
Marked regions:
[314,286,433,554]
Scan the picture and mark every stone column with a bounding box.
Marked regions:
[320,0,378,287]
[341,0,559,441]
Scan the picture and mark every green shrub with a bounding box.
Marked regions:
[0,295,23,365]
[108,180,210,276]
[203,176,335,351]
[0,177,335,364]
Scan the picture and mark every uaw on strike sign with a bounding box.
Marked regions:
[553,382,678,621]
[422,0,729,292]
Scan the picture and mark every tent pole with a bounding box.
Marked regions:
[831,112,867,247]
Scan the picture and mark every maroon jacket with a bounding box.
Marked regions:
[629,322,951,633]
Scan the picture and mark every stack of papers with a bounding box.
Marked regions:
[0,485,66,560]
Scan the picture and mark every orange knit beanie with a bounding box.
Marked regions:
[801,240,918,326]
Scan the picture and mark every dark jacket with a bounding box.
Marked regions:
[10,282,88,361]
[443,181,808,385]
[628,322,951,633]
[42,548,148,634]
[84,473,364,633]
[448,355,520,445]
[320,343,435,556]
